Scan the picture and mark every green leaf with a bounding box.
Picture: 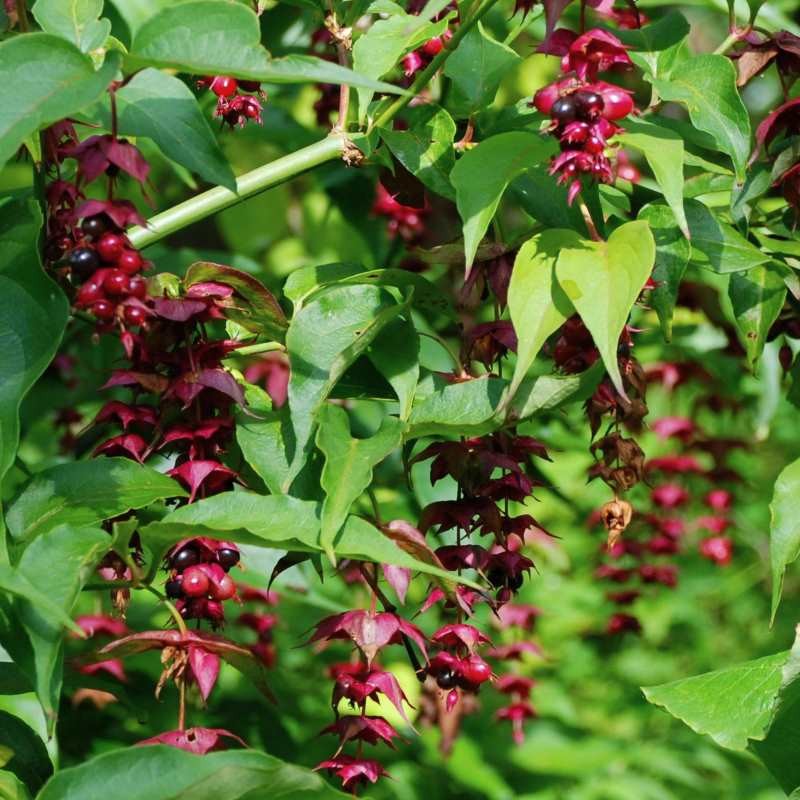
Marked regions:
[0,36,120,169]
[110,69,236,192]
[0,711,51,796]
[0,770,33,800]
[408,375,506,439]
[31,0,111,52]
[285,285,407,490]
[6,459,183,544]
[643,650,789,750]
[652,55,751,180]
[684,199,770,273]
[616,118,688,239]
[442,22,520,119]
[185,262,287,340]
[728,265,786,368]
[0,567,82,634]
[352,11,444,114]
[317,405,403,563]
[615,11,690,52]
[368,316,420,421]
[7,526,108,733]
[769,456,800,622]
[451,131,556,274]
[0,199,69,490]
[380,104,456,201]
[554,221,655,396]
[0,663,30,695]
[128,1,402,94]
[506,230,579,402]
[37,745,350,800]
[638,203,691,341]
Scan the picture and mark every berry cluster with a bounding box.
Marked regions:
[426,623,492,712]
[533,29,634,204]
[402,30,452,77]
[197,76,264,128]
[164,539,240,626]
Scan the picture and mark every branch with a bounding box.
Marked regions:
[127,0,502,250]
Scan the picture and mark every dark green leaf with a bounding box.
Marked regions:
[111,69,236,191]
[368,315,420,420]
[380,104,456,200]
[0,711,51,795]
[638,203,691,341]
[6,459,183,544]
[317,405,403,562]
[684,199,770,273]
[0,36,120,168]
[729,265,786,368]
[0,199,69,489]
[451,132,556,273]
[37,745,349,800]
[652,55,751,180]
[0,662,30,695]
[443,23,520,119]
[31,0,110,52]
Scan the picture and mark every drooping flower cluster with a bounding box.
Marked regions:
[372,182,429,242]
[309,609,421,792]
[533,29,635,203]
[402,1,457,77]
[197,75,265,128]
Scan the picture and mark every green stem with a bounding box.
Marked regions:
[229,341,285,357]
[714,30,743,55]
[128,135,347,250]
[372,0,501,131]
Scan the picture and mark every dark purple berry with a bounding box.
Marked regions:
[171,544,201,571]
[81,215,108,238]
[68,247,100,277]
[165,578,183,598]
[436,669,458,689]
[574,90,604,119]
[551,96,577,125]
[216,547,240,570]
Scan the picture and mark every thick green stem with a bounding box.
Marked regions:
[372,0,501,131]
[127,0,500,249]
[128,135,346,250]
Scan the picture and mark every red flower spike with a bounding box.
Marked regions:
[431,623,491,653]
[238,612,278,638]
[496,675,536,696]
[495,604,541,631]
[315,755,388,791]
[94,433,148,463]
[74,615,129,639]
[332,666,413,723]
[563,29,632,81]
[496,700,537,744]
[487,641,543,661]
[705,489,733,511]
[75,199,146,229]
[188,646,221,703]
[137,727,246,754]
[94,401,158,430]
[321,715,400,749]
[244,353,290,408]
[309,610,427,665]
[64,135,150,186]
[699,536,733,566]
[435,545,489,571]
[695,515,731,535]
[167,460,240,502]
[651,416,695,440]
[651,483,689,508]
[419,498,502,536]
[646,455,703,474]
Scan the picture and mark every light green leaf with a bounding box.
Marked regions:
[643,650,789,750]
[684,199,770,273]
[110,69,236,191]
[128,1,403,94]
[506,230,579,402]
[451,131,556,274]
[652,55,751,180]
[380,104,456,200]
[638,203,691,341]
[616,118,688,239]
[769,456,800,622]
[7,526,108,733]
[442,22,520,119]
[554,221,655,396]
[729,265,786,369]
[368,316,420,420]
[6,459,183,544]
[37,745,350,800]
[0,769,33,800]
[31,0,110,52]
[0,36,120,169]
[317,405,403,563]
[0,198,69,494]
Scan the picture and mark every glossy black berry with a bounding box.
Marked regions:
[573,90,604,119]
[81,215,108,238]
[436,669,458,689]
[171,544,201,571]
[165,578,183,598]
[216,547,240,570]
[551,96,577,125]
[67,247,100,277]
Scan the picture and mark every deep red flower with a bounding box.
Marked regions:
[431,623,491,653]
[699,536,733,566]
[651,483,690,508]
[563,28,632,80]
[315,755,388,790]
[63,135,150,186]
[651,416,695,440]
[321,715,400,749]
[167,460,240,502]
[606,612,641,635]
[496,700,537,743]
[137,727,245,754]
